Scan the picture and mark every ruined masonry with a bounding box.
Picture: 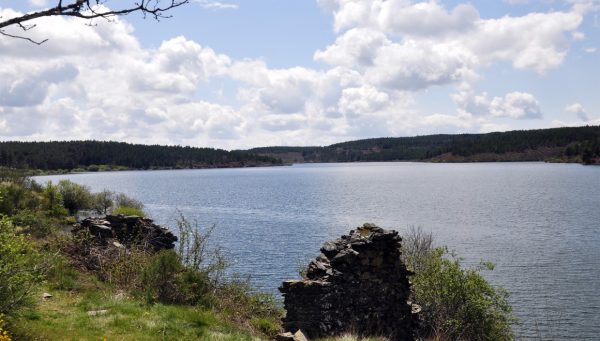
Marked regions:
[73,214,177,251]
[279,223,415,341]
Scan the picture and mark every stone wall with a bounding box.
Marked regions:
[280,223,415,341]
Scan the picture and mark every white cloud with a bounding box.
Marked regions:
[572,31,586,40]
[28,0,49,7]
[565,103,590,121]
[489,92,542,119]
[455,88,543,120]
[504,0,529,4]
[378,2,480,37]
[194,0,239,10]
[0,1,594,148]
[584,47,597,53]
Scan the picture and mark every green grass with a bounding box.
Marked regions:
[9,273,266,341]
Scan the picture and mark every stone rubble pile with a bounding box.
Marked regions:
[280,223,415,341]
[73,214,177,251]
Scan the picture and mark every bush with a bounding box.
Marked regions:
[10,209,59,238]
[176,213,227,280]
[112,206,146,217]
[402,227,515,340]
[91,189,114,215]
[401,225,433,273]
[0,182,39,216]
[140,249,210,305]
[114,193,144,211]
[57,180,92,215]
[41,182,68,217]
[0,218,45,315]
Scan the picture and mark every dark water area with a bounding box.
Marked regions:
[37,162,600,339]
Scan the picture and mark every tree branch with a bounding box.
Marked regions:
[0,1,189,42]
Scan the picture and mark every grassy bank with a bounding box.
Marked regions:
[0,171,281,341]
[9,273,266,341]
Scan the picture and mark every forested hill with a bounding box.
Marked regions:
[250,126,600,165]
[0,141,282,171]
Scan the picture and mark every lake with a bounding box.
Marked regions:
[37,162,600,339]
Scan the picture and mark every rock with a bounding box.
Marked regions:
[276,332,294,341]
[89,224,113,239]
[42,292,52,299]
[280,223,415,341]
[411,303,422,315]
[87,309,109,316]
[293,330,308,341]
[73,214,177,251]
[112,241,125,249]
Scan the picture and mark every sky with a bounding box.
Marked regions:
[0,0,599,149]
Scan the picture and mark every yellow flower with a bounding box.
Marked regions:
[0,314,12,341]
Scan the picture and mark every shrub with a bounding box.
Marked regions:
[114,193,144,211]
[401,225,433,273]
[402,227,515,340]
[91,189,114,215]
[10,209,59,238]
[140,250,190,304]
[96,246,150,291]
[410,247,515,340]
[176,213,227,280]
[45,255,81,291]
[0,182,39,216]
[41,182,68,217]
[112,206,146,217]
[0,218,45,315]
[57,180,92,215]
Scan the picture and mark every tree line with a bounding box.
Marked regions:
[251,126,600,164]
[0,141,281,171]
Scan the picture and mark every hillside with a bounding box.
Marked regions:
[250,126,600,165]
[0,141,282,171]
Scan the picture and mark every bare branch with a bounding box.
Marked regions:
[0,0,189,44]
[0,29,48,45]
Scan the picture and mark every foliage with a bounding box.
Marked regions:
[0,218,45,315]
[210,277,282,333]
[0,315,12,341]
[411,247,515,340]
[251,125,600,162]
[41,181,68,216]
[57,180,92,214]
[92,189,114,215]
[8,283,262,341]
[566,136,600,164]
[0,182,40,216]
[401,227,515,340]
[176,213,227,281]
[114,193,145,211]
[10,209,60,238]
[401,226,433,273]
[112,206,146,217]
[0,140,281,171]
[140,250,211,306]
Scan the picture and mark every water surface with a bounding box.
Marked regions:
[38,162,600,339]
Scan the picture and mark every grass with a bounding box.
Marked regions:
[9,271,266,341]
[317,335,389,341]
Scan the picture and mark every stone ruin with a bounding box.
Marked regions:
[73,214,177,251]
[279,223,415,341]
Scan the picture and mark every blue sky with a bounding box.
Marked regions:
[0,0,598,148]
